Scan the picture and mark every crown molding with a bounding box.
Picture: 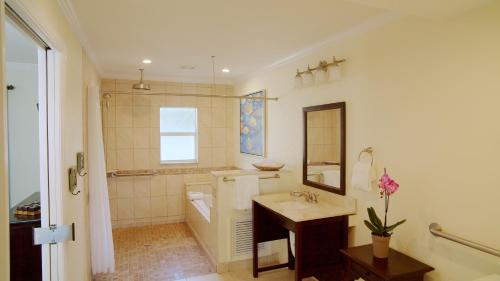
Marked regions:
[235,11,401,83]
[5,0,65,51]
[101,72,233,85]
[56,0,102,74]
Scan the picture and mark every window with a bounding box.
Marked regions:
[160,107,198,163]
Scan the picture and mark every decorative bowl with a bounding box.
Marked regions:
[252,162,285,171]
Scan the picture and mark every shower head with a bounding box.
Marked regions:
[132,69,150,91]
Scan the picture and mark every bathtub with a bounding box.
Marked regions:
[185,182,217,266]
[189,193,212,223]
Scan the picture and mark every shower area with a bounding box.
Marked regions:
[95,77,238,280]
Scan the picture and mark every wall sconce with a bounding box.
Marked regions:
[294,56,345,87]
[328,56,342,81]
[295,70,303,88]
[314,61,329,83]
[302,65,314,85]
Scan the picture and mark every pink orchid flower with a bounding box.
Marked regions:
[378,169,399,196]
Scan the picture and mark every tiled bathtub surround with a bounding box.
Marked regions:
[101,79,237,227]
[108,172,216,228]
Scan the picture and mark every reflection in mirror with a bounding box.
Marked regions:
[303,102,345,195]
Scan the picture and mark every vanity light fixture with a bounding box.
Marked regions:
[222,68,230,73]
[295,69,303,88]
[302,65,314,85]
[142,59,152,64]
[328,57,342,81]
[294,56,345,87]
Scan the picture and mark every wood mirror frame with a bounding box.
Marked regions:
[303,102,346,195]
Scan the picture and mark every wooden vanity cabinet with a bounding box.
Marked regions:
[252,201,348,281]
[9,193,42,281]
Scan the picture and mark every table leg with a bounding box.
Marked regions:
[252,202,259,278]
[294,225,302,281]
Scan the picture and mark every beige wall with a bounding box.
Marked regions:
[101,79,236,227]
[234,2,500,280]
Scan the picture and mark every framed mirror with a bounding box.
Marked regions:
[303,102,346,195]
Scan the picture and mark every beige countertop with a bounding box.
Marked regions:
[253,192,356,222]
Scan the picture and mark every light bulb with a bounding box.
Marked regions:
[328,64,342,81]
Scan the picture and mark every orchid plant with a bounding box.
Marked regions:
[364,168,406,237]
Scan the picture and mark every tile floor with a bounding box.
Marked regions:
[94,223,214,281]
[93,222,315,281]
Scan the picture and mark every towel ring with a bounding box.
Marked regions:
[358,147,374,166]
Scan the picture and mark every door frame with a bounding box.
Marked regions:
[2,2,64,281]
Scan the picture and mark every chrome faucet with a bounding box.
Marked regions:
[290,191,319,203]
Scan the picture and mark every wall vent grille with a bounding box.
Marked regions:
[231,217,268,257]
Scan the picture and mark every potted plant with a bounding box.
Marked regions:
[364,168,406,258]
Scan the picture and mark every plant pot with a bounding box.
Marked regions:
[372,234,391,258]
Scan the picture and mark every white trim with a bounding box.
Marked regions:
[37,47,51,281]
[5,0,65,51]
[47,49,63,281]
[235,11,401,82]
[56,0,102,74]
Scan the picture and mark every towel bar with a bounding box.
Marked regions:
[108,170,159,178]
[222,174,280,182]
[358,147,374,165]
[429,223,500,258]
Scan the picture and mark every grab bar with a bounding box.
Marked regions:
[109,170,159,178]
[429,223,500,258]
[222,174,280,182]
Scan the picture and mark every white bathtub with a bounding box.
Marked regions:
[189,193,212,223]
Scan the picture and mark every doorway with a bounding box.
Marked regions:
[4,5,54,281]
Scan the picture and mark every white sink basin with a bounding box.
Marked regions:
[277,201,312,210]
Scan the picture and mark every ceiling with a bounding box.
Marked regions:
[5,21,39,64]
[67,0,492,82]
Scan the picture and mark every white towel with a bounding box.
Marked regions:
[351,161,374,191]
[289,231,295,257]
[322,170,340,187]
[187,191,203,200]
[233,175,259,210]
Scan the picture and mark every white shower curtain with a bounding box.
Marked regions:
[88,85,115,274]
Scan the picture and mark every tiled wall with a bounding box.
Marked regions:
[107,173,212,228]
[101,79,236,227]
[306,109,341,163]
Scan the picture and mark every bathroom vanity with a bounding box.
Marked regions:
[252,102,352,281]
[252,193,355,281]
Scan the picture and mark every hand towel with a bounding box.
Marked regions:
[322,170,341,187]
[351,161,374,191]
[187,191,203,200]
[233,175,259,210]
[289,231,296,257]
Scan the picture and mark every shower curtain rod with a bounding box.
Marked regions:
[101,91,279,101]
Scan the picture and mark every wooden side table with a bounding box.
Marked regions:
[341,244,434,281]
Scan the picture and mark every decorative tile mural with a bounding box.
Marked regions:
[240,90,266,156]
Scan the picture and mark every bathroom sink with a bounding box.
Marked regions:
[276,201,312,210]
